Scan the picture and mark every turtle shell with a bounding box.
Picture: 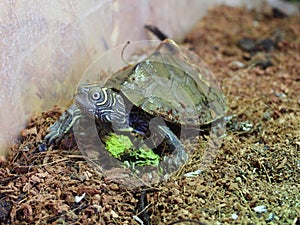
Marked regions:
[104,39,226,126]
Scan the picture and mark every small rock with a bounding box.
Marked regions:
[184,169,202,177]
[253,205,267,213]
[231,213,238,220]
[74,193,86,203]
[231,61,245,69]
[109,183,119,191]
[111,209,119,218]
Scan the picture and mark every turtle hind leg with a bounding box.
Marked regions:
[154,125,188,175]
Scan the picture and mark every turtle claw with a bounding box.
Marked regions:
[44,104,81,144]
[45,124,63,144]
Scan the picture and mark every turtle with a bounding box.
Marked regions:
[45,39,226,175]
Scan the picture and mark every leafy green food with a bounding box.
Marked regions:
[105,133,132,158]
[126,148,160,166]
[105,133,160,167]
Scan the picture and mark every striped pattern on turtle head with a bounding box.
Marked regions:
[75,83,127,128]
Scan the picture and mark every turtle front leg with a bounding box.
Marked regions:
[45,104,81,144]
[154,125,188,175]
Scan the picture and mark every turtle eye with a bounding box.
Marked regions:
[91,91,101,100]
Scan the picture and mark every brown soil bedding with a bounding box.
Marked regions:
[1,5,299,225]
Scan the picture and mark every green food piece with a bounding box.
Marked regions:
[105,133,160,166]
[127,148,160,166]
[105,134,133,158]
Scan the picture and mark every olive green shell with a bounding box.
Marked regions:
[104,39,226,126]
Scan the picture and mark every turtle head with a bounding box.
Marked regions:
[75,84,128,129]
